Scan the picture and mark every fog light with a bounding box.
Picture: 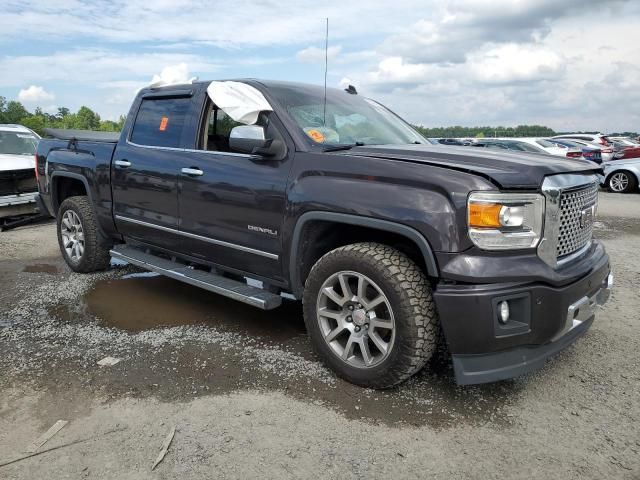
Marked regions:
[498,301,510,324]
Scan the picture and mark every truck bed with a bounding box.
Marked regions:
[43,128,120,143]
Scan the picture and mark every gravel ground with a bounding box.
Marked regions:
[0,191,639,479]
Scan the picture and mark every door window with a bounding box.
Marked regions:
[200,106,244,152]
[130,97,191,148]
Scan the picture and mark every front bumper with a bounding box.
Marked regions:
[0,192,38,218]
[434,250,611,385]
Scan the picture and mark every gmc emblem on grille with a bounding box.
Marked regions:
[580,205,595,229]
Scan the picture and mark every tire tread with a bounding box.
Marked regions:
[57,196,111,273]
[303,242,439,389]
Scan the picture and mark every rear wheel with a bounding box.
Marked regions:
[303,242,439,389]
[607,171,637,193]
[57,196,111,273]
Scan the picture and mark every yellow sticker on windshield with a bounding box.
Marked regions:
[306,129,325,143]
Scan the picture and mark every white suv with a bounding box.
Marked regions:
[552,133,612,146]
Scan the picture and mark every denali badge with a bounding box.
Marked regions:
[248,225,278,237]
[580,205,595,229]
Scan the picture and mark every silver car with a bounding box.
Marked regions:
[602,158,640,193]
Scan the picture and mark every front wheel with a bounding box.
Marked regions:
[607,171,637,193]
[303,243,439,389]
[57,196,111,273]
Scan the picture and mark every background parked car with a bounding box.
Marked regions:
[506,137,583,158]
[437,138,466,146]
[550,139,603,163]
[552,133,612,147]
[609,136,640,146]
[0,124,40,221]
[610,138,640,159]
[472,138,548,154]
[602,158,640,193]
[554,137,615,162]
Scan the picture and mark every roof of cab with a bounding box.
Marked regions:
[143,78,334,95]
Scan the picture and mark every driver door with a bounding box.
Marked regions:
[176,102,292,281]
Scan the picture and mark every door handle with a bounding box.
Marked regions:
[181,167,204,176]
[114,160,132,168]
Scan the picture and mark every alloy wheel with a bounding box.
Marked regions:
[316,271,395,368]
[610,172,629,192]
[60,210,85,262]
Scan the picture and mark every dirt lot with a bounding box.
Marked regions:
[0,192,638,479]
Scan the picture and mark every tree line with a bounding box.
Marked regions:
[1,97,637,139]
[413,124,557,138]
[0,97,125,136]
[413,125,639,139]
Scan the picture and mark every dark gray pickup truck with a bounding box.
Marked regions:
[36,79,612,388]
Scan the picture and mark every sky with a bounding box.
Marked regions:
[0,0,639,132]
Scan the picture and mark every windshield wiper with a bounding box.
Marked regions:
[323,141,365,152]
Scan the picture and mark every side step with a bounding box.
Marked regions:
[109,245,282,310]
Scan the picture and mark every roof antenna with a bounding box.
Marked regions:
[322,17,329,127]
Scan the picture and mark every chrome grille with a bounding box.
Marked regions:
[556,182,598,258]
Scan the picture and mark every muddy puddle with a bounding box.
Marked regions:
[67,273,306,343]
[41,270,519,428]
[22,263,59,274]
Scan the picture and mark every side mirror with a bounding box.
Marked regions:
[229,125,269,154]
[229,124,286,160]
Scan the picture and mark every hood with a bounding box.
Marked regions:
[346,144,600,189]
[0,153,35,172]
[605,157,640,167]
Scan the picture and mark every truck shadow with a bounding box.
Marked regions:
[45,271,525,429]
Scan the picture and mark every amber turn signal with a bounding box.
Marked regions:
[468,203,502,228]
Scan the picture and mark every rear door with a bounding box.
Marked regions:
[112,91,195,251]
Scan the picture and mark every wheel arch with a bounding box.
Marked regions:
[289,211,439,297]
[51,172,92,213]
[51,172,111,242]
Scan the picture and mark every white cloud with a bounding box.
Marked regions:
[469,44,563,84]
[379,0,627,65]
[17,85,55,103]
[0,49,220,88]
[0,0,417,46]
[364,57,432,85]
[296,46,342,63]
[150,63,193,85]
[1,0,639,131]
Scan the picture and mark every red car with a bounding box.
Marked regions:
[611,139,640,159]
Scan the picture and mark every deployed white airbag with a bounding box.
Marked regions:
[207,81,273,125]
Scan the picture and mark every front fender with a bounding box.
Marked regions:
[288,211,440,295]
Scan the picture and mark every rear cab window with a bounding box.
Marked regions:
[130,97,191,148]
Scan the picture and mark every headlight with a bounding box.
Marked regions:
[467,192,544,250]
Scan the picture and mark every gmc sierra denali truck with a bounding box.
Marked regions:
[36,79,612,388]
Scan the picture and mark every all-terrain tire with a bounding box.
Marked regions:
[57,196,111,273]
[302,242,439,389]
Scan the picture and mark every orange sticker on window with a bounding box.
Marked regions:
[159,116,169,131]
[306,129,325,143]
